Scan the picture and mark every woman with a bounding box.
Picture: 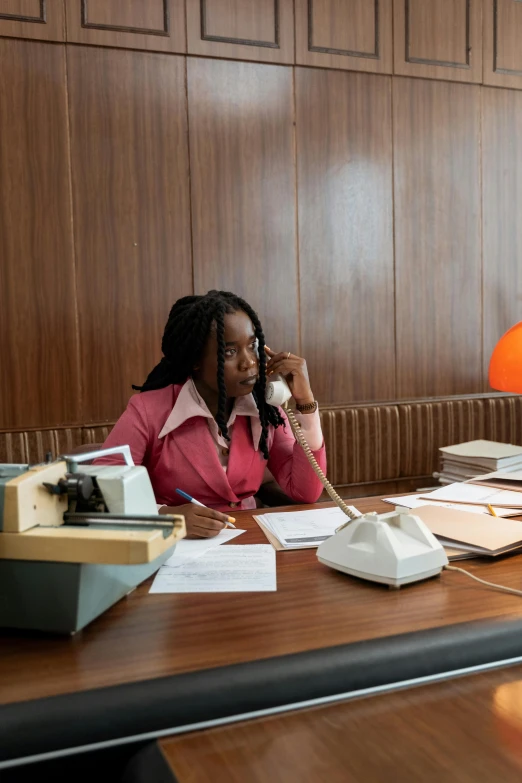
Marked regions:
[99,290,326,537]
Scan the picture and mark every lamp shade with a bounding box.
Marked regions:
[489,321,522,392]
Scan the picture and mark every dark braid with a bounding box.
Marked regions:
[133,290,285,459]
[213,305,229,443]
[236,300,284,456]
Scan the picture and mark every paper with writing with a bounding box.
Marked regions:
[149,544,276,593]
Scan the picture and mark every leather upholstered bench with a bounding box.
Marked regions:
[2,393,521,502]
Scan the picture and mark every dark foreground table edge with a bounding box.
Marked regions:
[2,616,522,769]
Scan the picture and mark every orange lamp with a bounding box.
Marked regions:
[489,322,522,393]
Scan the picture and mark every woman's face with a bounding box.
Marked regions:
[194,310,259,397]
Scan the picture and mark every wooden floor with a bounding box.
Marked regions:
[3,496,522,706]
[161,663,522,782]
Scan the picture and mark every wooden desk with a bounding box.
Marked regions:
[4,496,522,706]
[161,663,522,783]
[2,496,522,770]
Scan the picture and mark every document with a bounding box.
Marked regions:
[419,482,522,509]
[254,506,357,549]
[163,528,245,568]
[149,544,276,593]
[383,493,521,517]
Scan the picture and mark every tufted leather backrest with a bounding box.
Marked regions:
[0,425,113,465]
[2,393,521,497]
[319,393,522,495]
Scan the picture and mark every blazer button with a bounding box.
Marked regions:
[221,447,230,456]
[229,502,238,508]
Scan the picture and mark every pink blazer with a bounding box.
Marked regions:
[98,384,327,512]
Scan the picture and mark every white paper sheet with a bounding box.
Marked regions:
[420,482,522,508]
[163,528,245,568]
[255,506,357,549]
[383,494,520,517]
[149,545,276,593]
[473,469,522,481]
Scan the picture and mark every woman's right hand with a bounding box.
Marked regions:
[159,503,233,539]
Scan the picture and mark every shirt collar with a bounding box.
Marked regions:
[158,378,262,449]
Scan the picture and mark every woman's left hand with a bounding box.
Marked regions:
[264,346,314,405]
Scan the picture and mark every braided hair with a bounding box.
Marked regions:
[133,291,285,459]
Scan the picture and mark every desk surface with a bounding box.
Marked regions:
[160,663,522,783]
[3,496,522,707]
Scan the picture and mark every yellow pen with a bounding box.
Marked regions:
[487,503,498,518]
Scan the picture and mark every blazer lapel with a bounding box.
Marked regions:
[171,419,238,501]
[226,417,261,494]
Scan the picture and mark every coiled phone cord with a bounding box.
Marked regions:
[283,402,360,521]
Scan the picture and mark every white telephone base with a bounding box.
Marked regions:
[316,511,448,588]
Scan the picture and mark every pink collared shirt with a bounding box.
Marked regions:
[159,378,323,471]
[97,380,327,513]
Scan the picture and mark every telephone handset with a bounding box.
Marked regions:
[265,374,360,524]
[265,374,293,407]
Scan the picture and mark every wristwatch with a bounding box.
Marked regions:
[295,400,318,413]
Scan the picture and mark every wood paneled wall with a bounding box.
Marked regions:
[296,68,395,402]
[1,2,522,428]
[67,46,192,423]
[0,38,80,428]
[393,78,483,397]
[188,58,300,357]
[482,86,522,385]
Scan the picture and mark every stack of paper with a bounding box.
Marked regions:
[254,506,357,550]
[437,440,522,484]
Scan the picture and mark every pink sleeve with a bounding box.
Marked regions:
[267,408,327,504]
[293,408,323,451]
[94,395,151,466]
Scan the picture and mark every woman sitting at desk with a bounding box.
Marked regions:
[99,290,326,538]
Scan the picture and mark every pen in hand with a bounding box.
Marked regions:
[175,489,236,528]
